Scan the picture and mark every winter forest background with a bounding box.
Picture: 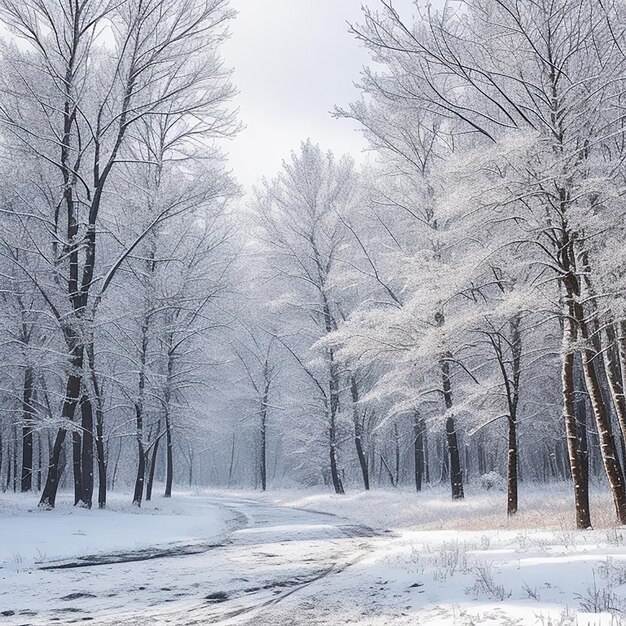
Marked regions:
[2,0,626,535]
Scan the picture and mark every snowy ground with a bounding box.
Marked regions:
[0,485,624,625]
[260,482,618,531]
[0,492,236,570]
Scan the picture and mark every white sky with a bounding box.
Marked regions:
[222,1,377,191]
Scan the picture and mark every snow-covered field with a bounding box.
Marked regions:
[245,485,626,624]
[0,485,625,625]
[0,492,238,571]
[262,482,617,531]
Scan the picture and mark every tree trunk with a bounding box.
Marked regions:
[6,439,12,492]
[394,423,400,486]
[132,435,146,507]
[580,342,626,523]
[329,426,344,494]
[260,399,267,491]
[423,426,430,484]
[20,366,34,492]
[111,438,122,491]
[571,300,626,524]
[164,407,173,497]
[328,347,344,495]
[560,241,626,522]
[146,427,161,502]
[228,432,236,488]
[380,453,397,487]
[504,315,522,516]
[13,431,17,491]
[80,396,94,508]
[350,377,369,490]
[163,343,175,498]
[95,405,106,509]
[258,356,273,492]
[562,316,592,529]
[439,434,449,482]
[39,368,82,508]
[86,343,106,508]
[575,360,590,498]
[507,415,518,516]
[616,321,626,409]
[414,411,425,492]
[445,416,463,499]
[37,433,42,491]
[133,304,150,506]
[72,429,83,505]
[188,451,193,486]
[603,323,626,444]
[441,356,464,499]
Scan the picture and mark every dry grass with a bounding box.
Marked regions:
[273,483,619,532]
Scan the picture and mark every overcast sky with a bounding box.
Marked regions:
[222,1,377,191]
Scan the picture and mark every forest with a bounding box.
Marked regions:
[0,0,626,538]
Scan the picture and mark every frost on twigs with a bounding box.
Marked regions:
[479,471,507,492]
[467,561,511,601]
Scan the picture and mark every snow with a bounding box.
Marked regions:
[0,492,237,571]
[258,482,617,531]
[269,526,626,624]
[248,485,626,624]
[1,487,626,625]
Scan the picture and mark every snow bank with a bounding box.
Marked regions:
[0,492,237,571]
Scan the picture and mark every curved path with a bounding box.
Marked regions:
[1,495,381,625]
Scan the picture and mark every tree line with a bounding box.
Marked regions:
[1,0,626,531]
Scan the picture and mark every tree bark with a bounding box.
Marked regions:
[260,392,268,491]
[20,366,34,492]
[164,406,173,497]
[507,415,518,516]
[146,425,161,501]
[328,346,344,495]
[441,356,464,499]
[36,433,42,491]
[132,296,151,506]
[72,429,83,505]
[39,349,83,508]
[413,411,425,492]
[329,407,344,495]
[80,396,94,508]
[227,432,236,488]
[6,439,12,492]
[351,377,369,490]
[574,359,590,498]
[423,426,430,484]
[132,433,146,507]
[562,301,592,528]
[95,403,106,509]
[394,423,400,486]
[569,297,626,523]
[86,343,106,508]
[496,315,522,516]
[602,323,626,440]
[110,438,122,492]
[163,342,175,498]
